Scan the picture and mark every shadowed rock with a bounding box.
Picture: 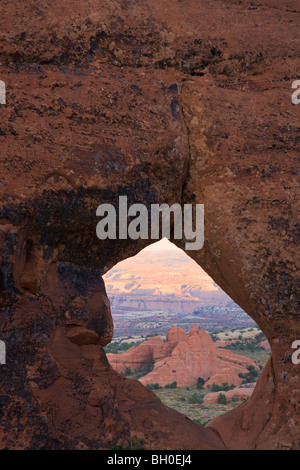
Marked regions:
[0,0,299,450]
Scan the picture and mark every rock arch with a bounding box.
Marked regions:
[0,0,299,450]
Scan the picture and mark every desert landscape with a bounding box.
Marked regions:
[0,0,299,452]
[106,324,270,425]
[104,239,256,336]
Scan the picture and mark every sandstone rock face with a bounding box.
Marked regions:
[216,349,256,375]
[205,349,257,387]
[112,326,258,387]
[140,327,220,386]
[203,386,254,405]
[0,0,299,450]
[107,336,163,374]
[167,326,189,344]
[204,368,241,389]
[28,325,224,450]
[153,326,188,361]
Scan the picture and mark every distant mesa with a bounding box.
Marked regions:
[104,240,253,336]
[103,240,238,312]
[106,325,258,388]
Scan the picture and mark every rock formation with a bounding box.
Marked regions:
[107,336,163,374]
[0,0,299,450]
[107,325,257,388]
[204,368,241,389]
[121,326,257,387]
[215,349,257,375]
[203,385,255,405]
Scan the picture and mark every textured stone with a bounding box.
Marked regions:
[0,0,299,450]
[216,349,257,375]
[204,368,242,389]
[203,386,254,405]
[107,336,163,374]
[136,327,257,387]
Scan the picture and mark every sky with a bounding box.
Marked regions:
[142,238,179,252]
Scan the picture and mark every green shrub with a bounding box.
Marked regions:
[196,377,205,389]
[222,336,264,353]
[146,383,161,390]
[104,340,142,354]
[193,418,211,426]
[188,393,203,404]
[218,393,228,405]
[238,365,259,384]
[211,382,235,392]
[165,381,177,389]
[200,419,211,426]
[135,360,154,379]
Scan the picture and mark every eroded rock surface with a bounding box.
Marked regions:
[107,336,164,374]
[0,0,299,450]
[203,385,254,405]
[111,326,257,387]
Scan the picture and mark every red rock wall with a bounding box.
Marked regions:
[0,0,299,450]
